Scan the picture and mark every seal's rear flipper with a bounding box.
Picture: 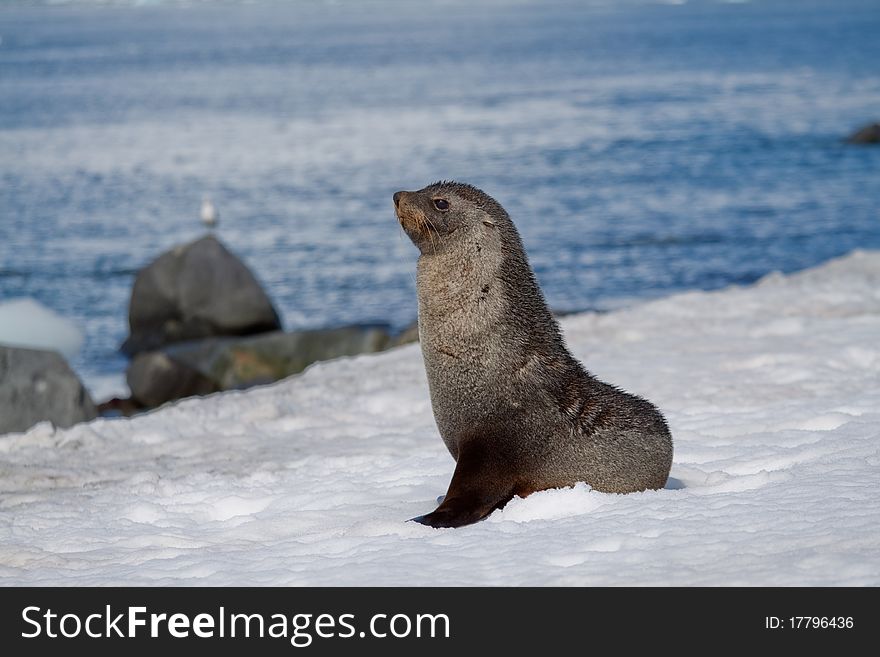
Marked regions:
[411,440,517,528]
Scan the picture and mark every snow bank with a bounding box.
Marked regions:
[0,298,84,359]
[1,251,879,585]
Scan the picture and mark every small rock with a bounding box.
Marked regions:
[392,321,420,346]
[126,351,218,408]
[846,122,880,144]
[96,397,144,418]
[0,345,97,435]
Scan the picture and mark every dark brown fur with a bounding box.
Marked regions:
[395,182,673,528]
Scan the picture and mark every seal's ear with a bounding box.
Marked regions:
[482,219,496,228]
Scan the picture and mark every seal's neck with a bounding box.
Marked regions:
[495,228,569,358]
[417,221,568,362]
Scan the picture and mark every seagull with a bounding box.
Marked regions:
[200,197,218,229]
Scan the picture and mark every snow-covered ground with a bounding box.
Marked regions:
[2,250,879,586]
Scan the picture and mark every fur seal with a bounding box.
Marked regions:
[394,181,673,528]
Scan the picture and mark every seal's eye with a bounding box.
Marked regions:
[433,198,450,211]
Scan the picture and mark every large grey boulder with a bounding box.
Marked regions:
[0,345,97,434]
[122,235,281,356]
[846,122,880,144]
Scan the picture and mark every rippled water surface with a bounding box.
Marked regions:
[1,0,879,394]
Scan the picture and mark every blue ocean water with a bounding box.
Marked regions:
[1,0,879,396]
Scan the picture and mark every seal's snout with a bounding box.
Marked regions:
[394,189,431,249]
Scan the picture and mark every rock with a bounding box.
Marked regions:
[126,351,218,408]
[122,234,281,356]
[122,325,393,408]
[391,321,420,347]
[96,397,144,418]
[167,326,392,390]
[0,345,97,435]
[846,122,880,144]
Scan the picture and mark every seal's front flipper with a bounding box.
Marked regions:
[412,497,502,528]
[413,440,517,529]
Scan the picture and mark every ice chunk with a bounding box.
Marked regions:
[0,298,84,359]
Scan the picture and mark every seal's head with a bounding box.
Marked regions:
[394,181,508,254]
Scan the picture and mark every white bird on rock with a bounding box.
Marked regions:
[200,197,219,229]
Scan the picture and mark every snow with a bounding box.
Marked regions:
[1,250,879,585]
[0,298,84,359]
